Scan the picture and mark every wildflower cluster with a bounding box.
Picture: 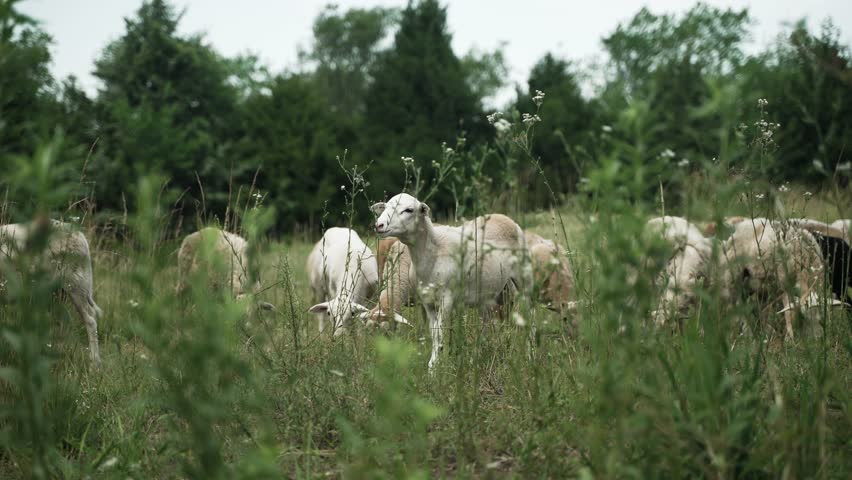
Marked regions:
[522,113,542,126]
[532,89,546,107]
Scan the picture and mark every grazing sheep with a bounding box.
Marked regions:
[645,216,714,325]
[363,238,415,328]
[524,231,576,317]
[176,227,273,310]
[372,193,530,370]
[719,218,831,339]
[306,227,383,336]
[0,219,102,365]
[788,219,851,305]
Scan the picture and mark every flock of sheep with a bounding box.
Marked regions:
[1,192,849,371]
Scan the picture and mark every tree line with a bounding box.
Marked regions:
[1,0,850,232]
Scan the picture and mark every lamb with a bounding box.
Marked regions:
[363,237,415,328]
[372,193,531,370]
[719,218,832,339]
[645,216,714,325]
[176,227,273,310]
[306,227,388,336]
[524,231,576,317]
[0,219,102,365]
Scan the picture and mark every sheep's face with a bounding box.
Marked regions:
[308,296,369,336]
[372,193,430,240]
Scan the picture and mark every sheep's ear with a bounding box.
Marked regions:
[259,301,276,311]
[393,312,412,326]
[308,302,329,313]
[371,202,386,215]
[419,202,430,217]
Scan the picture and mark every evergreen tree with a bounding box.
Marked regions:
[516,53,599,201]
[0,0,56,158]
[91,0,238,215]
[364,0,484,206]
[233,74,344,229]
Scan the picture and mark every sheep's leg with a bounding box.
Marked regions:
[426,296,450,372]
[68,287,102,366]
[781,292,795,341]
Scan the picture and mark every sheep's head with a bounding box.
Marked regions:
[308,296,370,336]
[372,193,430,241]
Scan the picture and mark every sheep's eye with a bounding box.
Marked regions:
[403,208,414,214]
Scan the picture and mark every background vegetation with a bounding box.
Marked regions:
[1,0,851,478]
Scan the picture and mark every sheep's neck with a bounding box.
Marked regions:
[405,218,439,282]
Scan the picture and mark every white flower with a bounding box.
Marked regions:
[522,113,541,125]
[252,192,262,200]
[778,184,789,193]
[837,162,851,172]
[758,98,768,107]
[660,148,676,159]
[512,311,526,327]
[401,156,415,167]
[129,299,139,308]
[486,112,503,124]
[445,147,454,156]
[755,193,765,200]
[70,216,81,222]
[804,191,813,198]
[601,125,613,133]
[340,185,346,191]
[532,89,546,106]
[677,158,690,167]
[494,118,512,133]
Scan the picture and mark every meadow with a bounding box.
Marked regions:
[2,170,850,478]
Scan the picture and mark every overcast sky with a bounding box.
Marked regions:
[20,0,852,105]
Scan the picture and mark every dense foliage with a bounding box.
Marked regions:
[1,0,850,227]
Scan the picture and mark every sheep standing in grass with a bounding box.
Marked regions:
[373,193,531,370]
[524,231,576,317]
[176,227,272,310]
[720,218,829,339]
[1,219,102,365]
[645,216,714,325]
[306,227,383,336]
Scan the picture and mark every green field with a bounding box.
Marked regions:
[2,185,850,479]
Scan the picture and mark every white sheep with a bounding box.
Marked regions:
[645,216,713,325]
[176,227,273,310]
[524,231,576,316]
[0,219,102,365]
[372,193,531,370]
[719,218,830,339]
[306,227,384,336]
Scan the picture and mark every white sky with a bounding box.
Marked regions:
[20,0,852,106]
